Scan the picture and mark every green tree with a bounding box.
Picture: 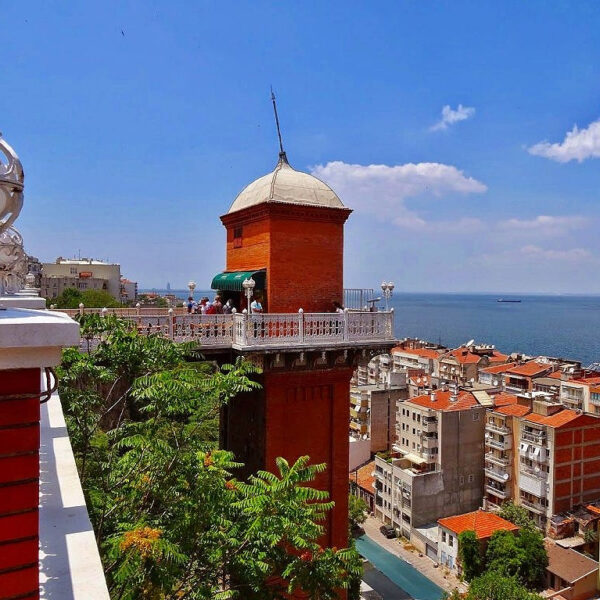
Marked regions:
[348,494,368,531]
[466,572,542,600]
[516,527,548,588]
[485,528,547,589]
[498,502,536,530]
[48,287,122,308]
[58,317,361,599]
[458,530,483,581]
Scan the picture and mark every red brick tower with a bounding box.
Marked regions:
[213,147,395,561]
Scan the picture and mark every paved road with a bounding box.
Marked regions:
[361,516,466,596]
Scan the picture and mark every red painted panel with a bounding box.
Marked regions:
[0,482,39,514]
[0,425,39,455]
[0,511,37,543]
[0,538,38,571]
[0,455,38,484]
[0,565,39,598]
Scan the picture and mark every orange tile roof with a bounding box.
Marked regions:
[525,409,580,428]
[570,376,600,387]
[409,374,431,387]
[408,390,478,412]
[586,505,600,516]
[506,360,552,377]
[496,404,531,417]
[549,371,564,380]
[438,510,519,539]
[442,348,481,364]
[493,393,519,407]
[488,351,509,363]
[392,346,441,359]
[350,460,375,494]
[482,362,517,374]
[591,386,600,394]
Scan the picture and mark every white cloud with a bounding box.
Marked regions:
[528,118,600,162]
[430,104,475,132]
[498,215,587,236]
[477,244,592,267]
[310,161,486,231]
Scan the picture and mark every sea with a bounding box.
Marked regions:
[141,290,600,366]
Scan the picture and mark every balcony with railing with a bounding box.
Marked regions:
[520,498,547,515]
[486,420,510,436]
[56,307,396,352]
[485,451,511,467]
[485,465,510,483]
[521,429,547,445]
[422,418,438,433]
[486,435,512,451]
[485,483,509,499]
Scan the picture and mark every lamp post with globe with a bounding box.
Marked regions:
[242,277,256,314]
[188,280,196,299]
[381,281,395,311]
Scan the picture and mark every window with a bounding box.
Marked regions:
[70,266,77,275]
[468,474,474,483]
[449,535,454,547]
[442,531,447,543]
[233,226,243,248]
[459,475,465,485]
[473,412,480,421]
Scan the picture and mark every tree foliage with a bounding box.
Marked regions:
[58,318,361,599]
[48,286,122,308]
[348,494,368,530]
[485,528,547,589]
[466,572,542,600]
[458,530,483,581]
[498,502,536,530]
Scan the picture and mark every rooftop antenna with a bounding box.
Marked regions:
[270,87,287,161]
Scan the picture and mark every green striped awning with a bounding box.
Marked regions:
[210,269,266,292]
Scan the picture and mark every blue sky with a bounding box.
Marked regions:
[3,1,600,293]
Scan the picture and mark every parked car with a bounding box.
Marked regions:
[379,524,396,539]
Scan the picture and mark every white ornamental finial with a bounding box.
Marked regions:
[0,135,24,236]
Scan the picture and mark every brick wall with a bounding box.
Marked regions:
[552,416,600,513]
[221,203,351,314]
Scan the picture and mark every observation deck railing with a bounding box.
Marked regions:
[51,307,395,351]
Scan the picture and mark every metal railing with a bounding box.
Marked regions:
[344,288,376,310]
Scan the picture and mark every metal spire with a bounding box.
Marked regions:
[270,87,287,162]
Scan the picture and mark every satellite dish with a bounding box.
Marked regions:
[470,378,475,383]
[535,466,540,473]
[362,434,368,440]
[503,473,509,481]
[466,339,475,347]
[485,432,490,438]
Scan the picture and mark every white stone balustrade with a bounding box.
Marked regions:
[53,306,395,350]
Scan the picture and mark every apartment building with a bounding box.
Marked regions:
[373,390,486,546]
[437,344,508,386]
[349,382,407,453]
[41,257,122,300]
[559,375,600,413]
[484,393,600,531]
[391,344,443,376]
[503,360,555,393]
[478,362,517,390]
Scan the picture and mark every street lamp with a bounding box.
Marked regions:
[242,277,256,313]
[381,281,395,311]
[188,280,196,297]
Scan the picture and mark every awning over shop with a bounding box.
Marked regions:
[210,269,266,292]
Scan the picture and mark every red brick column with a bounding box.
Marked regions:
[0,368,42,600]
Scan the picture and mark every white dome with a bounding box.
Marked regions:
[227,153,345,214]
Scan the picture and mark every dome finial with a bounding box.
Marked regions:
[270,87,287,163]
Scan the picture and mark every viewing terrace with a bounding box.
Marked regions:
[50,305,396,352]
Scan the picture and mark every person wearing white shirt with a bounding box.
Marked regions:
[250,297,263,313]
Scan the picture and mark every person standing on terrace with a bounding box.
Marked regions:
[250,294,263,313]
